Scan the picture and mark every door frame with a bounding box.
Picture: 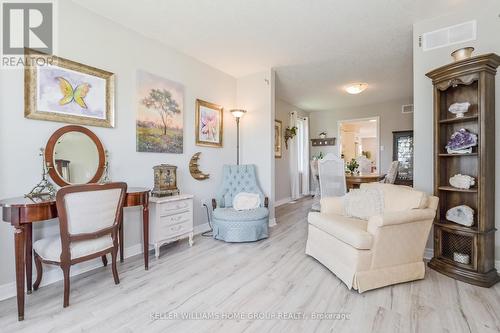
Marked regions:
[337,116,380,172]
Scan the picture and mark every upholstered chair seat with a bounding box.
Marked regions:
[33,235,113,262]
[212,165,269,242]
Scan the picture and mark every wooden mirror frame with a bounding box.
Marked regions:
[45,125,106,187]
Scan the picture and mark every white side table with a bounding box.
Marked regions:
[149,194,194,258]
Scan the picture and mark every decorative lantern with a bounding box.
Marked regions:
[152,164,179,197]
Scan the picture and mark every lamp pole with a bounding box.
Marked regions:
[236,117,240,165]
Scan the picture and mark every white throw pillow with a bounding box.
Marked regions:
[344,188,384,220]
[233,192,261,211]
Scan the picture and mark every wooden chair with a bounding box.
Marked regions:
[33,182,127,307]
[380,161,400,184]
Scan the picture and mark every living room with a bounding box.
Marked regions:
[0,1,499,332]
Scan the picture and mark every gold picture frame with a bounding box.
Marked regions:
[275,119,283,158]
[195,99,223,148]
[25,48,115,128]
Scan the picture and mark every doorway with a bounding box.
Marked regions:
[338,117,380,173]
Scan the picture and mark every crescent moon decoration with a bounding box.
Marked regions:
[189,152,210,180]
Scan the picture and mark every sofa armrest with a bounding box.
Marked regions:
[320,196,344,215]
[368,208,436,229]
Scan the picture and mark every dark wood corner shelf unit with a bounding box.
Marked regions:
[427,53,500,287]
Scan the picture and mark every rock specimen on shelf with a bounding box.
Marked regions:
[453,252,470,264]
[449,174,475,190]
[445,128,477,154]
[448,102,471,118]
[446,205,474,227]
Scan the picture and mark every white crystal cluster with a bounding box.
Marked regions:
[448,102,471,118]
[449,174,475,190]
[446,205,474,227]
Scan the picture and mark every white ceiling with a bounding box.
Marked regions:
[72,0,465,111]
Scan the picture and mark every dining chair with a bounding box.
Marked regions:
[380,161,400,184]
[318,153,347,198]
[33,182,127,307]
[355,155,372,173]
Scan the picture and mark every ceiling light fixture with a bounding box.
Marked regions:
[345,83,368,95]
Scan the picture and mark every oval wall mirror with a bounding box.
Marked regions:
[45,125,106,186]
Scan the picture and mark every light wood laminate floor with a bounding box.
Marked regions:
[1,196,500,333]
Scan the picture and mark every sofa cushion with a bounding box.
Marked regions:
[213,207,269,221]
[344,188,384,220]
[308,212,373,249]
[360,183,427,212]
[33,235,113,262]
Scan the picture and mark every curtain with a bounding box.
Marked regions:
[289,112,300,199]
[302,117,310,195]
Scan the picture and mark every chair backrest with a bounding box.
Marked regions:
[310,160,319,177]
[318,153,346,198]
[56,182,127,250]
[356,155,372,173]
[384,161,400,184]
[216,165,265,208]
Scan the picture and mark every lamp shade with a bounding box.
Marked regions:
[230,109,247,118]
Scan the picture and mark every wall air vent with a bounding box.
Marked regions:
[421,20,476,51]
[402,104,414,114]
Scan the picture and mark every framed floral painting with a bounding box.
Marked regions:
[275,119,283,158]
[195,99,223,148]
[24,49,115,128]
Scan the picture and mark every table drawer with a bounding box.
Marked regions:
[159,200,191,216]
[159,220,192,238]
[159,210,192,227]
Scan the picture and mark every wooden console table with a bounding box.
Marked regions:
[0,187,150,321]
[345,173,383,190]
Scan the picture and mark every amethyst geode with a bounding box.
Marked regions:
[446,128,477,154]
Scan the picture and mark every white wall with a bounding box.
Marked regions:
[274,98,309,203]
[413,0,500,261]
[236,70,275,218]
[309,98,413,174]
[0,0,238,290]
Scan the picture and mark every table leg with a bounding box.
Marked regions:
[119,212,124,263]
[25,224,32,295]
[14,226,26,321]
[142,199,149,270]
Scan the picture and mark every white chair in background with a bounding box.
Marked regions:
[318,153,347,199]
[381,161,400,184]
[356,155,372,174]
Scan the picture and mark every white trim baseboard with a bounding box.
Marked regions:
[423,247,434,260]
[274,197,292,207]
[0,243,145,302]
[193,223,211,235]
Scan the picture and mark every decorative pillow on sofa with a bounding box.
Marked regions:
[343,188,384,220]
[233,192,261,211]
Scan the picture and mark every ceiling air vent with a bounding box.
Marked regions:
[421,20,476,51]
[402,104,414,114]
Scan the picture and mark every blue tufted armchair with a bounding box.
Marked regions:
[211,165,269,242]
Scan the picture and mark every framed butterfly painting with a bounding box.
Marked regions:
[195,99,223,148]
[24,49,115,128]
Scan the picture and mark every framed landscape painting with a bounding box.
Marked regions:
[136,70,184,153]
[24,49,115,128]
[275,119,283,158]
[195,99,223,148]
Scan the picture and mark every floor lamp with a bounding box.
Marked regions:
[230,109,246,165]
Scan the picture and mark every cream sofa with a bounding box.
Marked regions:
[305,183,438,293]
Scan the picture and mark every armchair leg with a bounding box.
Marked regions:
[111,247,120,285]
[101,255,108,267]
[33,252,43,291]
[61,265,70,308]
